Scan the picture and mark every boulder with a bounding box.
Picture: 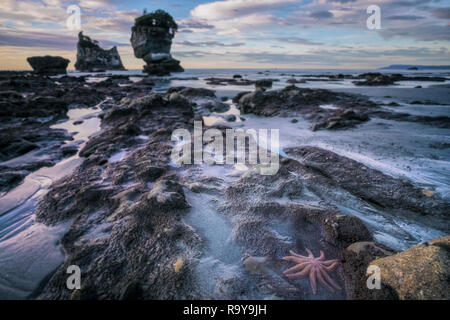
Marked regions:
[370,236,450,300]
[75,32,125,72]
[353,73,396,86]
[255,79,273,91]
[343,237,450,300]
[27,56,70,75]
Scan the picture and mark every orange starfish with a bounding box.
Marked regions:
[282,248,341,295]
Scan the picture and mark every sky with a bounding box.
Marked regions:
[0,0,449,70]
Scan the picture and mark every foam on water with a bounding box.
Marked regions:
[108,150,128,163]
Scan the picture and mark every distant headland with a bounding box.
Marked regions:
[380,65,450,70]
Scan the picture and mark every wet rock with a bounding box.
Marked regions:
[146,179,190,211]
[134,77,155,87]
[232,91,251,104]
[285,146,450,224]
[27,56,70,75]
[0,118,72,193]
[255,79,273,91]
[136,165,166,182]
[0,90,68,118]
[0,136,38,161]
[170,77,199,81]
[220,159,373,299]
[238,85,374,130]
[353,73,396,86]
[226,114,236,122]
[61,144,79,156]
[205,77,255,86]
[168,87,215,98]
[35,87,204,299]
[374,110,450,128]
[204,101,229,113]
[311,109,369,131]
[0,170,28,193]
[352,73,446,86]
[429,142,450,150]
[322,214,373,247]
[286,78,306,84]
[75,32,125,72]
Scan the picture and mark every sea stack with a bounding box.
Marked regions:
[130,9,184,76]
[75,31,126,72]
[27,56,70,75]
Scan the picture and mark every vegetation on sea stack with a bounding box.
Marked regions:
[134,9,178,32]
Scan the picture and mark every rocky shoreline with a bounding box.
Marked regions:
[0,69,449,300]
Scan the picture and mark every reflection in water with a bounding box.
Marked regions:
[0,105,102,299]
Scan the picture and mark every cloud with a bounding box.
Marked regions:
[175,40,244,47]
[190,0,298,20]
[309,10,334,19]
[84,9,139,32]
[211,13,287,35]
[233,46,450,66]
[0,0,66,24]
[176,19,215,33]
[382,24,450,42]
[177,19,214,30]
[275,37,323,45]
[326,0,357,3]
[172,50,214,58]
[432,7,450,19]
[391,0,444,8]
[386,15,426,20]
[79,0,119,11]
[0,27,127,50]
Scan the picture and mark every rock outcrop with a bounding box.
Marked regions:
[27,56,70,75]
[236,85,375,130]
[130,10,183,76]
[75,32,125,72]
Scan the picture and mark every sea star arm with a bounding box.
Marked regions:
[282,255,307,264]
[317,269,335,293]
[323,261,340,271]
[305,248,314,258]
[284,264,312,278]
[321,259,339,266]
[283,261,309,275]
[317,250,325,261]
[289,250,309,259]
[319,267,342,290]
[309,268,317,295]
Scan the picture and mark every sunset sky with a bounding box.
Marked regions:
[0,0,449,70]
